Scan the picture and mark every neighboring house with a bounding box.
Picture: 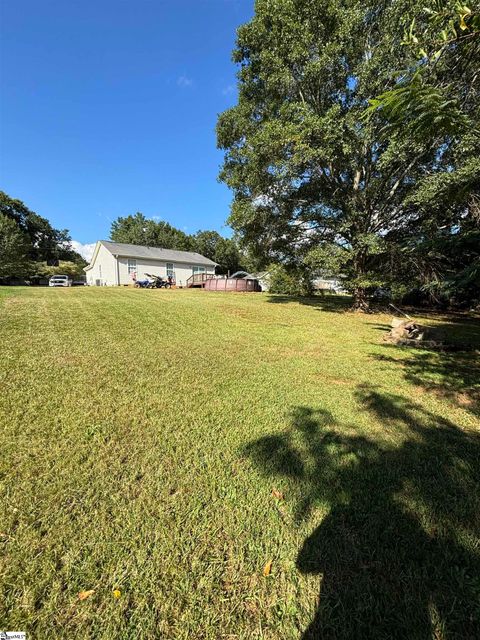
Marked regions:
[231,270,272,292]
[313,276,347,293]
[251,271,271,292]
[84,241,217,287]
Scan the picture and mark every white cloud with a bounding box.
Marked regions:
[177,75,193,88]
[70,240,96,261]
[222,84,236,96]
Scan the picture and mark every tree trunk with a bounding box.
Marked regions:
[351,246,371,312]
[352,286,370,312]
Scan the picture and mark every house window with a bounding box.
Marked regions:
[166,263,175,278]
[127,259,137,275]
[192,266,206,274]
[99,265,102,278]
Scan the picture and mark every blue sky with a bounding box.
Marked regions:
[0,0,253,257]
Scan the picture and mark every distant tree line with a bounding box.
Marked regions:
[110,212,243,274]
[217,0,480,309]
[0,191,86,282]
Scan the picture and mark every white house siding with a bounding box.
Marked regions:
[85,243,117,286]
[313,277,347,293]
[85,241,216,286]
[111,257,214,286]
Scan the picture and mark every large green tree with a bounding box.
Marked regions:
[217,0,478,309]
[111,212,194,251]
[382,155,480,306]
[192,230,242,273]
[0,213,31,279]
[0,192,85,280]
[0,191,80,265]
[365,1,480,306]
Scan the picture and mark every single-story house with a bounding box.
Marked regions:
[84,241,217,287]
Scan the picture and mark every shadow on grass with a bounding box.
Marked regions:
[377,347,480,417]
[372,316,480,416]
[244,386,480,639]
[267,293,352,313]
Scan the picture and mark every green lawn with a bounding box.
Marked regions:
[1,287,479,639]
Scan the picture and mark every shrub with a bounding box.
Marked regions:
[268,264,313,296]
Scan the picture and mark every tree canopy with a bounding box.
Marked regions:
[0,213,31,279]
[217,0,480,308]
[192,230,242,274]
[367,1,479,137]
[111,212,194,251]
[0,191,85,281]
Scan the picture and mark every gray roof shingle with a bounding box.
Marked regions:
[100,241,217,266]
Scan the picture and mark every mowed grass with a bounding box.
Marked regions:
[0,287,479,639]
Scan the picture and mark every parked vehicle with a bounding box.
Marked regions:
[145,273,172,288]
[133,274,174,289]
[49,275,72,287]
[134,278,152,288]
[370,286,392,302]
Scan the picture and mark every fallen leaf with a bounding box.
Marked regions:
[263,560,273,577]
[78,589,95,601]
[113,589,121,598]
[271,489,284,501]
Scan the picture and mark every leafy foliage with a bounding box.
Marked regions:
[0,213,31,279]
[193,230,242,274]
[111,212,194,251]
[367,1,480,136]
[0,191,84,280]
[268,263,313,296]
[31,261,88,280]
[217,0,479,310]
[364,2,480,306]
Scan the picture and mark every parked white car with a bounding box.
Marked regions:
[49,275,72,287]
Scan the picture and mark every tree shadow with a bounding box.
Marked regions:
[376,347,480,417]
[372,316,480,417]
[244,387,480,638]
[267,294,352,313]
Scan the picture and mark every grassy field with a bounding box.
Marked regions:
[0,287,479,639]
